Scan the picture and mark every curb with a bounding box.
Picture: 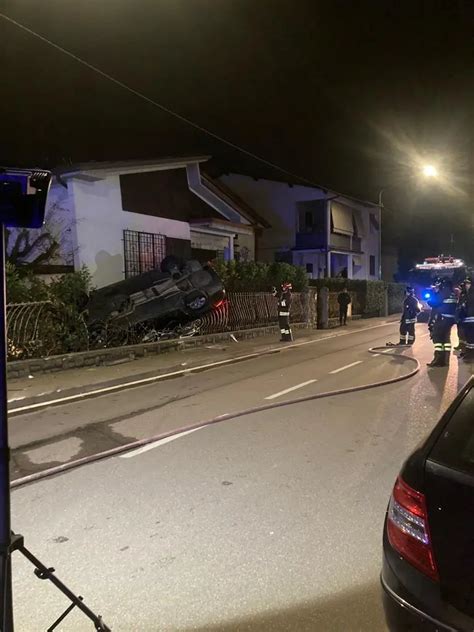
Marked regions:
[8,319,399,416]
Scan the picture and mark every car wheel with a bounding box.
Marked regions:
[185,290,208,312]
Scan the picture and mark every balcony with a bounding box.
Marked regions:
[294,231,326,250]
[294,231,363,253]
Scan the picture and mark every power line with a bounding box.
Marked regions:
[0,11,326,190]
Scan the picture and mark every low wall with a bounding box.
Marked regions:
[7,322,312,379]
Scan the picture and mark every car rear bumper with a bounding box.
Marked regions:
[381,574,456,632]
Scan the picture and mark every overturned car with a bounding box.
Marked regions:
[86,257,225,334]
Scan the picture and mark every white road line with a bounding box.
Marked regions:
[330,361,363,374]
[9,321,399,413]
[119,427,204,459]
[264,379,317,400]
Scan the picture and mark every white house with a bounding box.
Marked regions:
[9,157,267,288]
[216,173,382,280]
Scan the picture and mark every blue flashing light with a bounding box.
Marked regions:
[424,292,431,300]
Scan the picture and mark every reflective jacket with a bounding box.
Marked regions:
[276,290,292,316]
[429,288,457,320]
[462,287,474,322]
[402,295,420,324]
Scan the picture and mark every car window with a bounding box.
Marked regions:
[429,387,474,475]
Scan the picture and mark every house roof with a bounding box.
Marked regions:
[56,156,210,179]
[205,159,380,209]
[201,174,271,229]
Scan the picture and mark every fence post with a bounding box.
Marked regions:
[383,287,389,317]
[317,286,329,329]
[306,288,317,327]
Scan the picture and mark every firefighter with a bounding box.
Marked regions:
[455,279,468,352]
[427,278,457,367]
[399,286,420,345]
[273,281,293,342]
[460,277,474,361]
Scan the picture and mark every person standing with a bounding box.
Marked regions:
[427,278,457,367]
[455,279,468,352]
[399,286,420,345]
[337,287,351,326]
[460,277,474,361]
[273,281,293,342]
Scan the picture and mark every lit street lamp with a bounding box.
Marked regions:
[377,163,441,279]
[422,164,438,178]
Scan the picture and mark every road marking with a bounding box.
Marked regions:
[264,379,317,400]
[119,427,204,459]
[9,321,399,414]
[330,361,363,374]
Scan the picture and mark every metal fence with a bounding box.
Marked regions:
[6,291,317,360]
[199,291,316,334]
[7,301,90,361]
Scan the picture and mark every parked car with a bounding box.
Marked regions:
[382,375,474,631]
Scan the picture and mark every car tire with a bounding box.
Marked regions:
[184,290,209,314]
[161,255,183,275]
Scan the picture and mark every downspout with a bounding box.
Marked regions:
[325,199,330,277]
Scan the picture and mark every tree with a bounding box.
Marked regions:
[4,202,74,271]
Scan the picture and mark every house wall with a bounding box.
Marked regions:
[235,231,255,261]
[220,174,381,279]
[69,175,190,288]
[291,251,327,278]
[363,211,381,280]
[219,174,327,262]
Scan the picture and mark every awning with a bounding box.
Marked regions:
[353,211,365,236]
[331,202,354,236]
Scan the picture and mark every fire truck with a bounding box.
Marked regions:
[408,255,470,320]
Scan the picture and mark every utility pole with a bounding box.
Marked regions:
[0,222,13,631]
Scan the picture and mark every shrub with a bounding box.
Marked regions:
[387,282,406,315]
[309,278,406,316]
[6,265,93,356]
[6,263,49,304]
[48,266,92,311]
[364,281,386,316]
[211,260,308,292]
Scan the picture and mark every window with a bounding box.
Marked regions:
[369,255,376,276]
[123,229,166,278]
[370,213,379,234]
[305,211,313,230]
[429,388,474,475]
[306,263,314,273]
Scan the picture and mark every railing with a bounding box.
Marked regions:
[7,291,317,359]
[6,302,89,360]
[295,232,326,250]
[199,291,316,334]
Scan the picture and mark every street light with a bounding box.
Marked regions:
[422,164,438,178]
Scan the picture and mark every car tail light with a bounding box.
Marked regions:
[387,476,439,581]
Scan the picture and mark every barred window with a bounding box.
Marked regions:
[123,229,166,278]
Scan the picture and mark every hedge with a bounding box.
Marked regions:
[309,278,405,316]
[212,260,308,292]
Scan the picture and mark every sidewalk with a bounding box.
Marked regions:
[8,317,399,413]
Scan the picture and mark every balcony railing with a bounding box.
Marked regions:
[294,231,363,253]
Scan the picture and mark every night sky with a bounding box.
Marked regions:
[1,1,473,266]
